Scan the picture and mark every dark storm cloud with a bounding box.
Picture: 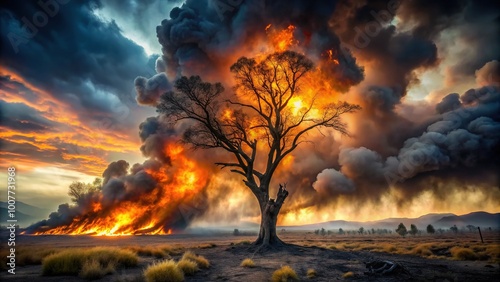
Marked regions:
[436,93,462,114]
[0,75,40,103]
[0,0,155,129]
[397,0,500,82]
[315,85,500,203]
[139,116,161,141]
[135,73,172,105]
[397,0,467,39]
[0,100,57,132]
[0,138,64,163]
[154,0,363,90]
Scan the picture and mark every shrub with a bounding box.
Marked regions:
[450,247,478,260]
[144,260,184,282]
[177,259,199,275]
[271,265,299,282]
[240,258,255,268]
[181,251,210,268]
[307,268,317,278]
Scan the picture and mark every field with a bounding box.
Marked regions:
[1,230,499,281]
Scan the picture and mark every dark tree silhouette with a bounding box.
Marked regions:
[450,225,458,234]
[426,224,435,234]
[157,51,359,247]
[396,223,408,237]
[409,224,418,236]
[358,227,364,235]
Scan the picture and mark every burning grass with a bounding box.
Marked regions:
[42,247,137,277]
[240,258,256,268]
[144,259,184,282]
[271,265,299,282]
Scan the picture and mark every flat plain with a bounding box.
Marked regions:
[1,230,499,281]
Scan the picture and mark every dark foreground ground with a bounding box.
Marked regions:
[0,231,498,281]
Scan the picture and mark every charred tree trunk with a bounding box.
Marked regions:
[254,184,289,247]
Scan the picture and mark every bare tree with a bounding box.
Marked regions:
[157,51,360,247]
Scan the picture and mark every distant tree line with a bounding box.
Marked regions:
[311,223,491,237]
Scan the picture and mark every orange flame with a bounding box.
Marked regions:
[33,144,208,236]
[266,24,299,52]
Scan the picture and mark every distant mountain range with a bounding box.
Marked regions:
[0,201,52,227]
[1,201,498,231]
[279,211,500,231]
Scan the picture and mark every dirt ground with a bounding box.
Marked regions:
[1,231,499,281]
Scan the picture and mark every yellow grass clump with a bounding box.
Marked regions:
[144,259,184,282]
[177,259,199,275]
[197,243,217,249]
[271,265,299,282]
[128,246,168,258]
[450,247,478,260]
[342,271,354,278]
[411,244,434,257]
[307,268,317,278]
[181,251,210,268]
[1,247,60,269]
[80,258,116,280]
[240,258,255,268]
[42,247,137,276]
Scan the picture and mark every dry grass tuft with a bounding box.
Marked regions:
[342,271,354,278]
[450,247,478,260]
[235,240,252,246]
[240,258,255,268]
[128,246,168,258]
[271,265,299,282]
[197,243,217,249]
[411,244,433,257]
[181,251,210,268]
[307,268,317,278]
[79,258,115,280]
[144,259,184,282]
[177,259,199,276]
[42,247,137,276]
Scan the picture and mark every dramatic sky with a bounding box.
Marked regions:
[1,0,499,227]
